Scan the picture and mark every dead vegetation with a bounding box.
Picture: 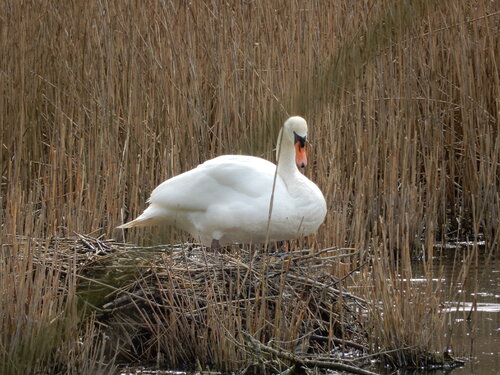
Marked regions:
[3,235,466,374]
[94,244,368,373]
[1,0,498,373]
[0,235,118,375]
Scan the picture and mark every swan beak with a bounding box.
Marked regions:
[295,139,307,168]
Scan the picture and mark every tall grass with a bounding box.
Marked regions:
[1,0,496,248]
[0,237,116,375]
[1,0,498,373]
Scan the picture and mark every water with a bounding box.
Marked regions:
[406,244,500,375]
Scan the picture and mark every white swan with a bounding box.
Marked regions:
[118,116,327,247]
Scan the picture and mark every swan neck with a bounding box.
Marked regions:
[276,131,299,178]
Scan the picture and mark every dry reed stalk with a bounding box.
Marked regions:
[0,236,117,375]
[360,240,449,368]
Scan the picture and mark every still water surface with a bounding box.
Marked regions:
[398,244,499,375]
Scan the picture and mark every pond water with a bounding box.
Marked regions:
[399,244,499,375]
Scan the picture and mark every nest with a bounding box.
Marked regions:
[21,234,374,374]
[73,240,370,374]
[11,234,466,374]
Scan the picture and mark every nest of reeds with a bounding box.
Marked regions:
[68,236,374,374]
[23,234,465,374]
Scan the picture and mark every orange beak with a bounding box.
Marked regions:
[295,141,307,168]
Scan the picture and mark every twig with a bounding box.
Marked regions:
[242,331,380,375]
[286,273,367,305]
[311,334,367,352]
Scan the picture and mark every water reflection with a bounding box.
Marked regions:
[407,244,499,375]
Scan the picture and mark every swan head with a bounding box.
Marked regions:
[282,116,308,168]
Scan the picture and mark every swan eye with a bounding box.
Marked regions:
[293,132,306,148]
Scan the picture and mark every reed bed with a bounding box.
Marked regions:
[0,235,117,375]
[361,240,448,369]
[1,0,498,373]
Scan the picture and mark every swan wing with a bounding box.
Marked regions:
[148,155,283,212]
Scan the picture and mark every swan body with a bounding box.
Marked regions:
[118,116,327,246]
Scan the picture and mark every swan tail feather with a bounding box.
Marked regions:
[117,206,167,229]
[117,217,154,229]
